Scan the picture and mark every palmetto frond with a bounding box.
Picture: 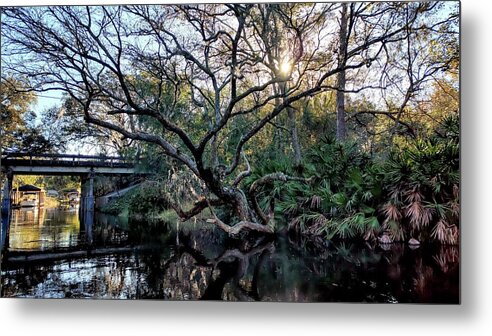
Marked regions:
[431,220,459,244]
[382,203,401,222]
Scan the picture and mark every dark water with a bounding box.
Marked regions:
[0,207,459,302]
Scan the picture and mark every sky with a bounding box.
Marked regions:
[31,91,103,155]
[17,0,458,156]
[33,91,64,114]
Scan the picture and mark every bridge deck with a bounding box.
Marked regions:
[2,153,138,175]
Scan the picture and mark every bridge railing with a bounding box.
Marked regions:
[1,152,134,167]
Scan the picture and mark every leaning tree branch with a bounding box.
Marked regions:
[164,194,224,221]
[347,110,416,137]
[82,101,200,177]
[232,152,251,187]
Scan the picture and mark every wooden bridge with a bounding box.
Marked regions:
[1,152,136,175]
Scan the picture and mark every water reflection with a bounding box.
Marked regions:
[0,209,459,302]
[8,207,79,251]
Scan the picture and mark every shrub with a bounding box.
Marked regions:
[380,115,459,244]
[101,182,171,217]
[248,115,459,245]
[127,183,171,215]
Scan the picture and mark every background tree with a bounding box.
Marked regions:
[335,3,349,141]
[0,77,37,151]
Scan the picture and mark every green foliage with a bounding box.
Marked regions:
[287,137,384,239]
[381,114,459,244]
[246,136,384,238]
[44,176,80,191]
[131,144,170,175]
[128,184,171,216]
[0,77,37,150]
[100,194,130,215]
[101,183,171,217]
[249,115,459,244]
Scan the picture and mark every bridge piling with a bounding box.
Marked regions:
[1,211,9,253]
[1,169,13,216]
[80,170,95,228]
[1,169,13,253]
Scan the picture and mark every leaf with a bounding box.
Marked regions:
[364,216,380,230]
[362,206,375,214]
[331,192,347,207]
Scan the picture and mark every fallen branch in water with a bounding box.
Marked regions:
[6,245,152,263]
[206,218,274,235]
[205,198,274,236]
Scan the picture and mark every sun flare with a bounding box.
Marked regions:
[279,58,292,75]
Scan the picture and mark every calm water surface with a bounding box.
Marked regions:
[0,207,459,302]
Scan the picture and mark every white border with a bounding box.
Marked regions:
[2,0,491,335]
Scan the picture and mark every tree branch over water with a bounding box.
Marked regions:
[1,3,458,235]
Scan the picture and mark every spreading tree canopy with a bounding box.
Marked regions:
[1,3,458,234]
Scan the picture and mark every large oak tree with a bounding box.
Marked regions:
[1,3,455,234]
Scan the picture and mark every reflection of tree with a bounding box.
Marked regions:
[9,208,84,251]
[1,224,459,302]
[200,240,274,301]
[9,209,44,250]
[411,245,459,303]
[251,236,458,303]
[433,246,459,273]
[135,230,459,303]
[136,231,275,301]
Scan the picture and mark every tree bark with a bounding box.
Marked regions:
[287,105,302,167]
[336,3,348,142]
[282,83,303,167]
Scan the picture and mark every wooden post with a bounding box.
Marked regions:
[79,175,86,220]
